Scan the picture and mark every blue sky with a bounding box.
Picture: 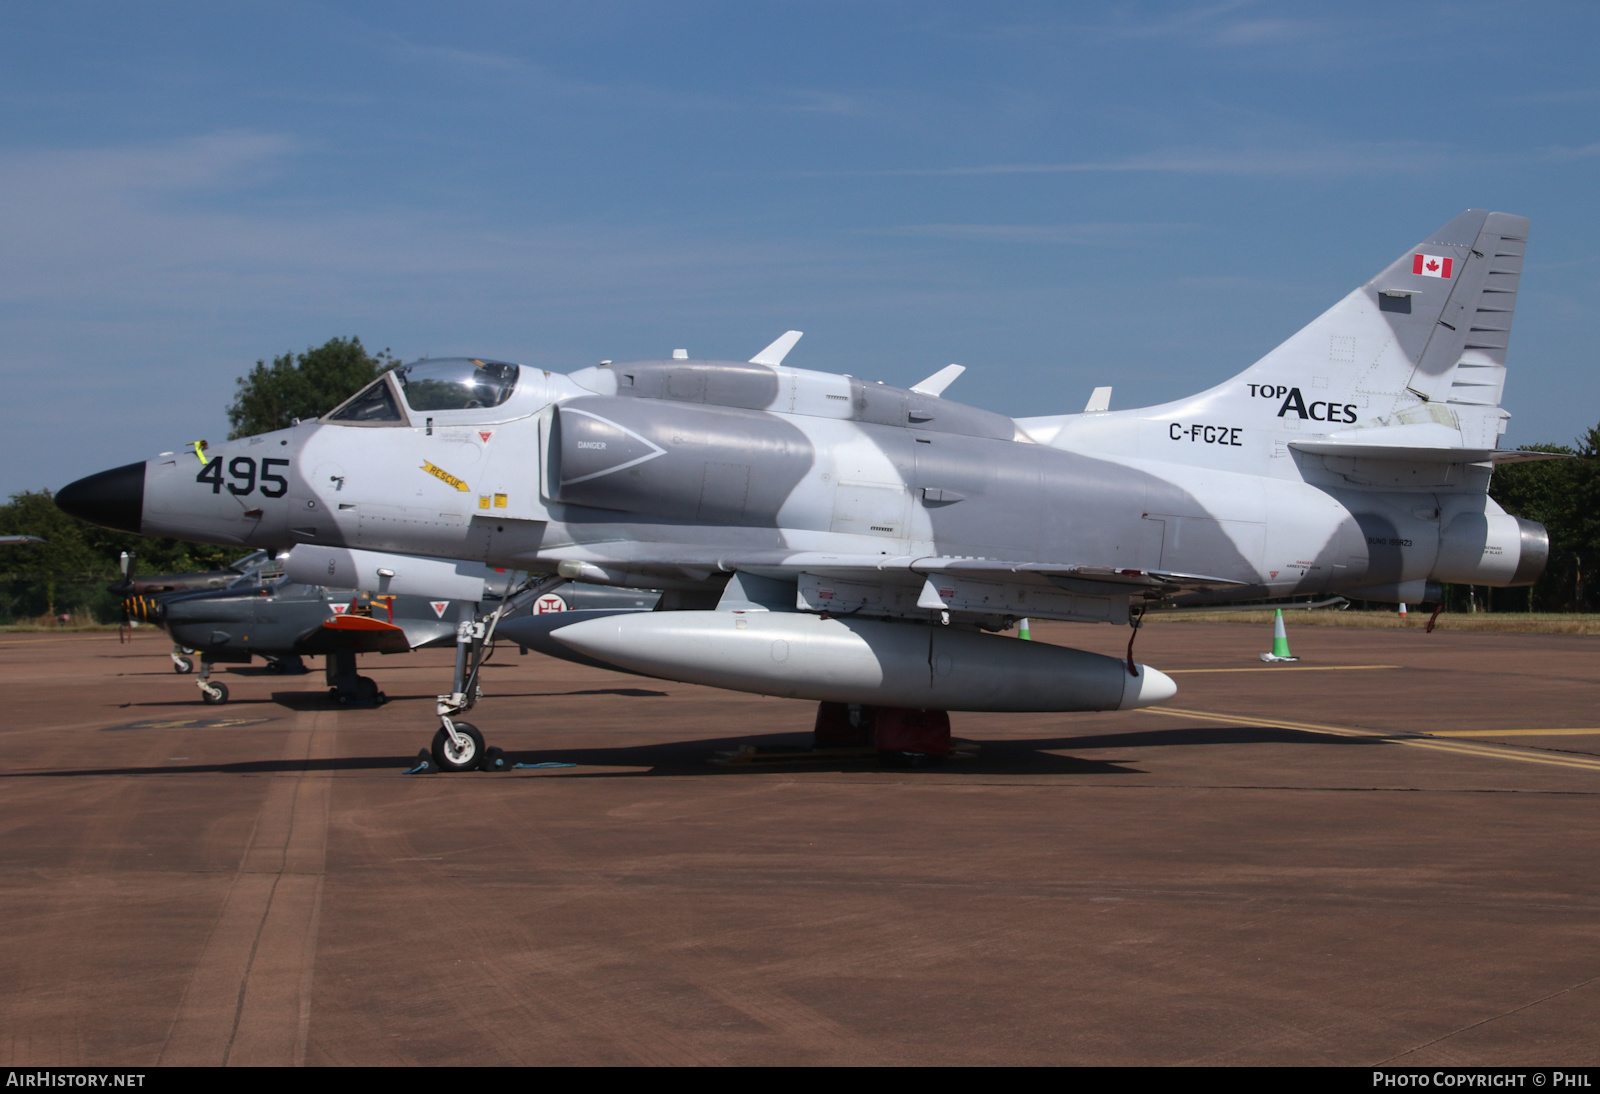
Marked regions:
[3,1,1598,497]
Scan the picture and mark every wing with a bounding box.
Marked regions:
[293,613,417,655]
[550,545,1246,626]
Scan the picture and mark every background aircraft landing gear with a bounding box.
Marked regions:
[326,649,384,706]
[196,659,228,704]
[171,646,195,674]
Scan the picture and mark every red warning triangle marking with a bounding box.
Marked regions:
[430,601,450,618]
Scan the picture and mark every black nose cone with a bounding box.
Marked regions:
[57,462,145,534]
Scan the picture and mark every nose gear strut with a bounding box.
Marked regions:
[430,572,569,772]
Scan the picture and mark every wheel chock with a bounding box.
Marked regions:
[403,749,439,775]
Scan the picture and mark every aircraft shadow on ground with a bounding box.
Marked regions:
[10,723,1376,780]
[264,687,671,710]
[109,686,672,713]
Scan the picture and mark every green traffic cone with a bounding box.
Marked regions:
[1260,608,1299,662]
[1018,617,1031,641]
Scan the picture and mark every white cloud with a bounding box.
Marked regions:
[1542,142,1600,161]
[813,141,1466,178]
[867,222,1197,245]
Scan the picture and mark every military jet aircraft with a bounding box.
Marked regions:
[122,544,658,706]
[132,577,458,704]
[115,548,281,672]
[112,548,274,600]
[58,210,1552,769]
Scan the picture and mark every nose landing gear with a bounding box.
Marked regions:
[432,721,484,771]
[195,657,229,704]
[422,574,566,774]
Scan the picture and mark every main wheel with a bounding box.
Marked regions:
[201,681,229,705]
[431,722,484,772]
[173,657,194,674]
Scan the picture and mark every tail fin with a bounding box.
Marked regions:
[1018,211,1531,454]
[1403,211,1528,407]
[1224,210,1528,435]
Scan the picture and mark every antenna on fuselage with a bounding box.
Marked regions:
[750,331,803,367]
[910,363,965,397]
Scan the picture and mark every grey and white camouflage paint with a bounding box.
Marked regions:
[58,210,1552,713]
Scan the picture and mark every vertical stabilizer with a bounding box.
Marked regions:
[1403,212,1528,407]
[1017,210,1532,458]
[1181,210,1529,431]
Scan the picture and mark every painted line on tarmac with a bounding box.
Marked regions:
[1148,707,1600,773]
[1166,665,1400,674]
[1430,728,1600,737]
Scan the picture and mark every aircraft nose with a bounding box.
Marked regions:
[56,461,146,534]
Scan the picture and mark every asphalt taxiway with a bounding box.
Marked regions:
[1,619,1596,1066]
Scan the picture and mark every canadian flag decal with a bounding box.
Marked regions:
[1412,253,1454,279]
[430,601,450,619]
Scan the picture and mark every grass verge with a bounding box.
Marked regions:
[1145,610,1600,635]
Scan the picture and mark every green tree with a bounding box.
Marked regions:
[0,490,236,621]
[226,336,395,439]
[1490,423,1600,611]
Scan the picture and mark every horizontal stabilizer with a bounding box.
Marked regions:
[910,363,965,397]
[750,330,803,366]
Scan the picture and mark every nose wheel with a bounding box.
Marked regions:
[417,575,568,774]
[432,721,484,771]
[195,658,228,704]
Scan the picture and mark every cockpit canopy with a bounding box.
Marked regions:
[395,358,518,410]
[326,358,520,423]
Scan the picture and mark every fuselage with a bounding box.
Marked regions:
[73,353,1540,616]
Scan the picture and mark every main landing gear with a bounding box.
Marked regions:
[814,701,953,767]
[426,575,568,773]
